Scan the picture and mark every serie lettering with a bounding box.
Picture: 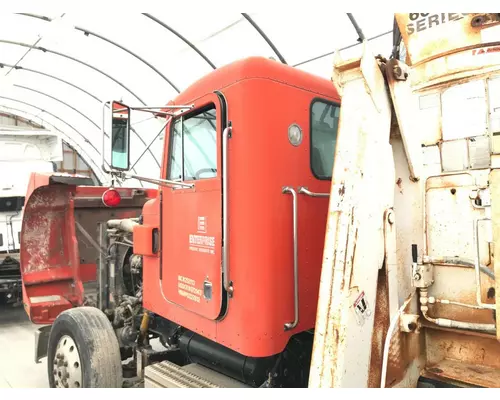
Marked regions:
[406,13,468,35]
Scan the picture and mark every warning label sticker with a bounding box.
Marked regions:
[353,291,372,326]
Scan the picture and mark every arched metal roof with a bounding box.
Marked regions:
[0,12,394,187]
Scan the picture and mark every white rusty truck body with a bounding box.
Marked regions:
[309,13,500,388]
[0,130,61,303]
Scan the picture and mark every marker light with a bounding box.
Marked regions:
[102,188,121,207]
[288,123,303,146]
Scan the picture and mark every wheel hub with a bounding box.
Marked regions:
[53,335,83,388]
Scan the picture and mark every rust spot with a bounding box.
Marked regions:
[368,268,389,387]
[467,365,485,374]
[430,287,496,325]
[428,367,444,374]
[338,185,345,197]
[396,178,403,194]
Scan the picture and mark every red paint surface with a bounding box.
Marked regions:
[20,172,155,324]
[22,58,340,358]
[140,57,340,357]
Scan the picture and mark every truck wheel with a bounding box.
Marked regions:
[47,306,123,388]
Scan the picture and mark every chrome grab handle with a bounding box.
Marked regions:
[283,186,299,331]
[298,187,329,198]
[223,126,234,296]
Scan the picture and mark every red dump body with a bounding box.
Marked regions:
[20,57,340,359]
[20,173,156,324]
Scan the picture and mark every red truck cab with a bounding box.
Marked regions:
[136,56,341,357]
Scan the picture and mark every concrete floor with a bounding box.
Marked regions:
[0,303,457,389]
[0,304,48,388]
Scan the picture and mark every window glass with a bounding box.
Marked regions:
[168,106,217,181]
[311,100,340,179]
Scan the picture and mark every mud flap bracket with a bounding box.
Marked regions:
[34,325,52,364]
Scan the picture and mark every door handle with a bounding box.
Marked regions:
[282,186,299,331]
[223,126,234,296]
[298,186,329,197]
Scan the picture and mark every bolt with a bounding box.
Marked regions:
[408,322,417,331]
[414,273,422,281]
[64,362,68,367]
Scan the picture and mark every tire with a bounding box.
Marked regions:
[47,306,123,388]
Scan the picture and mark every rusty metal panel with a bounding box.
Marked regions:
[490,77,500,153]
[386,58,422,180]
[426,174,491,263]
[429,265,495,324]
[309,44,393,388]
[396,13,485,66]
[441,140,468,172]
[425,328,500,387]
[442,79,488,141]
[489,169,500,340]
[418,92,442,145]
[422,145,442,176]
[425,359,500,388]
[469,135,491,169]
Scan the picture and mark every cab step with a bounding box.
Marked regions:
[144,360,250,388]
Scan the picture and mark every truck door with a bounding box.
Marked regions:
[160,94,225,320]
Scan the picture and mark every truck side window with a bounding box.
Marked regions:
[167,105,217,181]
[310,99,340,180]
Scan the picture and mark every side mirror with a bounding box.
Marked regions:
[110,101,131,171]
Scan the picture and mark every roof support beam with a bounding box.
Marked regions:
[292,30,392,67]
[0,39,146,106]
[0,95,101,155]
[241,13,287,64]
[0,62,102,103]
[0,45,162,167]
[346,13,366,42]
[142,13,217,70]
[17,13,180,93]
[0,100,144,187]
[13,84,101,130]
[12,83,161,169]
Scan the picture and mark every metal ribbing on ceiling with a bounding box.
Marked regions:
[0,39,146,105]
[0,104,104,185]
[0,62,102,102]
[143,13,217,70]
[0,40,162,167]
[241,13,287,64]
[17,13,181,93]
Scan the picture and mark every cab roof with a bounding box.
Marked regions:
[171,56,340,106]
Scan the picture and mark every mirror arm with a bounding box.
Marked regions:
[119,172,194,189]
